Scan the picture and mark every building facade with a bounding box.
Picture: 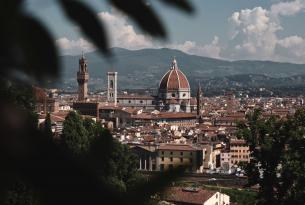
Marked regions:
[158,58,191,112]
[107,71,118,106]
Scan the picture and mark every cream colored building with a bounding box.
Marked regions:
[156,144,201,172]
[229,139,250,166]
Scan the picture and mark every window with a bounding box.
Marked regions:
[170,157,173,162]
[172,93,175,97]
[160,164,164,171]
[110,80,114,89]
[180,158,183,163]
[190,152,193,156]
[140,100,143,103]
[170,152,173,155]
[161,157,164,161]
[183,93,186,97]
[161,151,164,155]
[128,100,131,103]
[180,152,183,156]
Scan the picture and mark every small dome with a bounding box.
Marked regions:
[159,58,190,91]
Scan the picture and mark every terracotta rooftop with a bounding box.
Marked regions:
[117,95,154,100]
[157,144,196,151]
[230,139,247,145]
[164,187,216,205]
[39,111,69,122]
[159,59,190,91]
[132,112,196,120]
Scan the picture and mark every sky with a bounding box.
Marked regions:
[24,0,305,64]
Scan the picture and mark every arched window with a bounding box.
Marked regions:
[110,80,114,89]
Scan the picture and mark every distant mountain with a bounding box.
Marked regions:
[58,47,305,90]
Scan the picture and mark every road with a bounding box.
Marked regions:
[140,171,248,188]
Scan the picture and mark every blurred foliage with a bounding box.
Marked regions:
[0,0,194,204]
[0,0,194,83]
[238,108,305,205]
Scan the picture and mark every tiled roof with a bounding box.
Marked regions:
[230,139,247,145]
[117,95,154,100]
[159,59,190,91]
[39,111,69,122]
[157,144,196,151]
[164,187,216,205]
[131,112,196,120]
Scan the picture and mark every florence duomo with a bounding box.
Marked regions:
[74,54,201,121]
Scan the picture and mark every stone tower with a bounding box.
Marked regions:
[107,71,118,106]
[77,53,89,101]
[197,82,203,122]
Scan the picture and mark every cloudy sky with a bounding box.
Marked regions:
[25,0,305,63]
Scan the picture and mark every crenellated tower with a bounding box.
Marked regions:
[77,52,89,101]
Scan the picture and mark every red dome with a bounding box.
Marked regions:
[159,58,190,91]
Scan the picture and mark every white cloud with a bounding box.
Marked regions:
[228,0,305,63]
[276,35,305,62]
[98,11,153,49]
[228,7,280,60]
[56,10,221,58]
[168,36,221,58]
[56,3,305,63]
[56,11,153,55]
[271,0,305,16]
[56,37,95,55]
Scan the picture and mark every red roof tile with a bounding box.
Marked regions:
[158,144,196,151]
[165,187,216,205]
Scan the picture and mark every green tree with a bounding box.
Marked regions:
[61,111,89,157]
[239,108,305,205]
[88,128,138,193]
[83,118,96,142]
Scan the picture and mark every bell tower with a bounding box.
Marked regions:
[77,52,89,101]
[197,82,203,122]
[107,71,118,106]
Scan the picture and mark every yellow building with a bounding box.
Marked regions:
[156,144,201,172]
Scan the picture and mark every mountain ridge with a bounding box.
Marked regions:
[58,47,305,90]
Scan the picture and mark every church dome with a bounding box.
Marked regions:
[159,58,190,91]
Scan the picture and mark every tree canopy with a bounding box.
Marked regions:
[238,108,305,205]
